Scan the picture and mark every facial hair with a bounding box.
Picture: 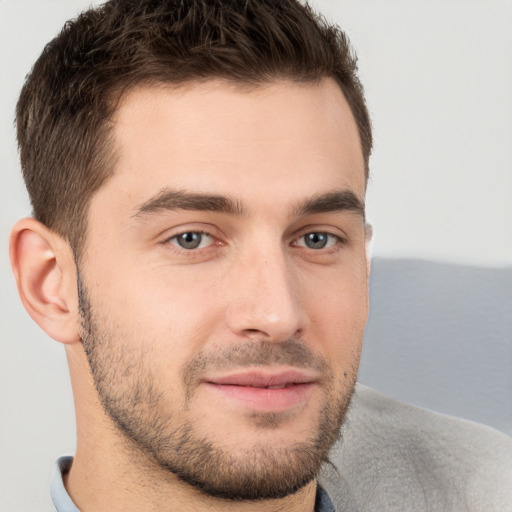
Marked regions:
[77,271,358,501]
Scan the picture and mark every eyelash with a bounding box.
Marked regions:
[166,231,215,251]
[292,231,344,251]
[164,229,345,253]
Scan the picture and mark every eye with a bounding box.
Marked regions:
[296,232,339,250]
[168,231,213,250]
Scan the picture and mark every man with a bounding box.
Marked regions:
[8,1,512,511]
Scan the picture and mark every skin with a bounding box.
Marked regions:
[10,77,370,512]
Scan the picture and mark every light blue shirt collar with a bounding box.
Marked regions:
[51,456,80,512]
[51,456,336,511]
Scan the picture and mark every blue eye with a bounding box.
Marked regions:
[169,232,213,250]
[298,232,338,250]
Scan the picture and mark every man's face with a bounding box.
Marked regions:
[78,78,369,500]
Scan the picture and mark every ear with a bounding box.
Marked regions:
[9,218,80,344]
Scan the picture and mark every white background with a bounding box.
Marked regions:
[1,0,511,510]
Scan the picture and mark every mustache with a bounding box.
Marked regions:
[182,339,332,391]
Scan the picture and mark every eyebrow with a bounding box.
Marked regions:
[294,190,366,220]
[133,188,364,220]
[133,189,247,218]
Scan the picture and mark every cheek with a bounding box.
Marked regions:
[107,267,225,356]
[305,264,368,357]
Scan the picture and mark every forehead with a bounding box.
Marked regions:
[96,78,365,217]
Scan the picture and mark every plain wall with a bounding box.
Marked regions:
[1,1,511,510]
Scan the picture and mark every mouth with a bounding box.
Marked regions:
[202,369,318,412]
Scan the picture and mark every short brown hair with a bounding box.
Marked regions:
[16,0,372,256]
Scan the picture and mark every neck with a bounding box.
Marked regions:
[66,445,318,512]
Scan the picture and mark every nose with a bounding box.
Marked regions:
[225,243,308,342]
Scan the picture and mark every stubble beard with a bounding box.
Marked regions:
[77,273,358,501]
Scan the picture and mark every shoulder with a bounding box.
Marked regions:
[320,384,512,512]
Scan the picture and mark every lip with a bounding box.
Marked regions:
[202,368,318,413]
